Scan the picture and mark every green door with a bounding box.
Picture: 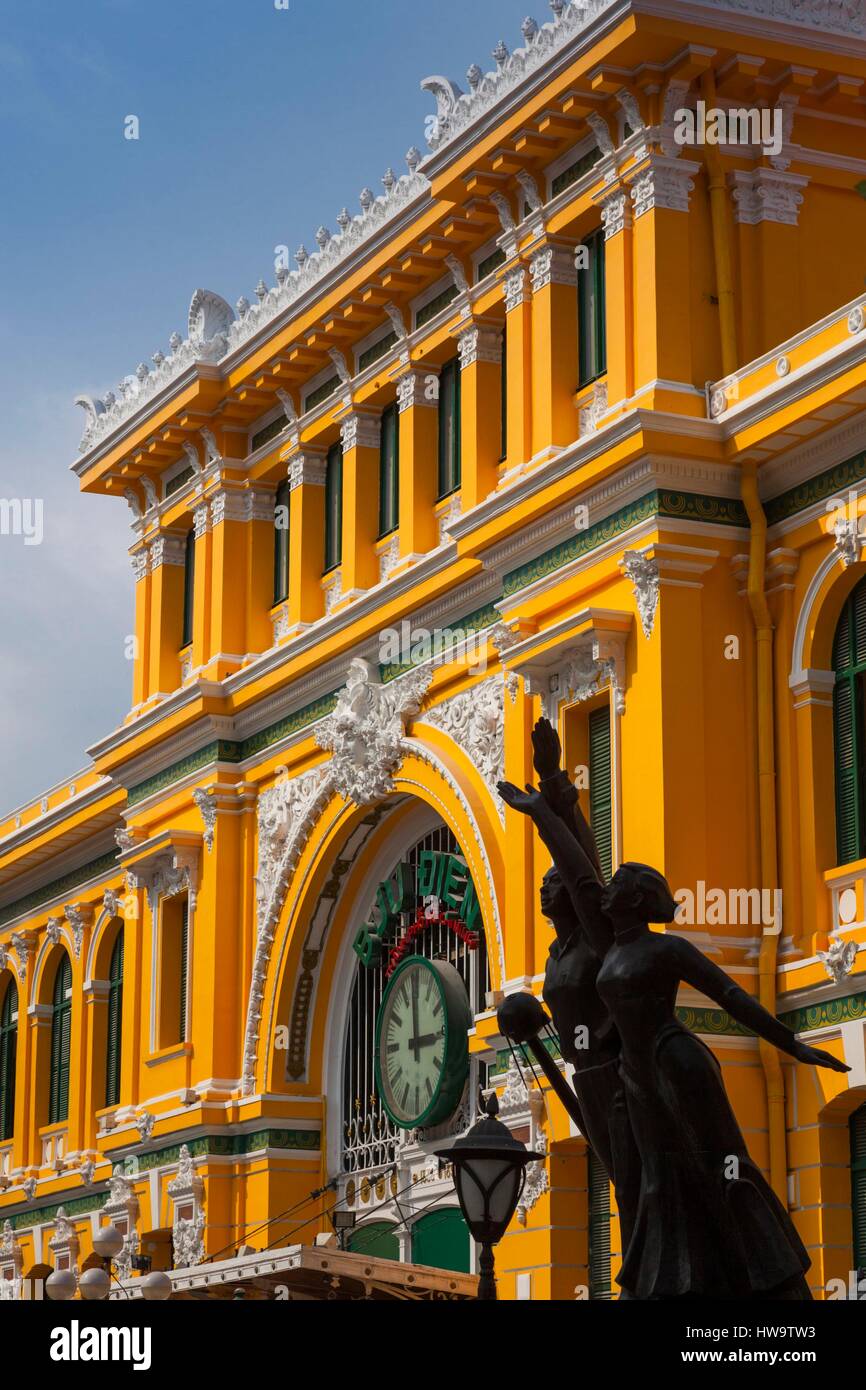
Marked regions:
[411,1208,471,1274]
[348,1221,399,1261]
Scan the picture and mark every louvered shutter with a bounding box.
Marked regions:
[833,579,866,865]
[105,933,124,1108]
[852,1105,866,1274]
[0,986,16,1142]
[49,957,72,1125]
[589,704,613,883]
[179,900,190,1043]
[588,1149,612,1300]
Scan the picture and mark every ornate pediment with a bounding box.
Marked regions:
[315,659,431,807]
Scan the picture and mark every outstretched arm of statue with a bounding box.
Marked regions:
[672,936,850,1074]
[497,782,613,959]
[532,718,604,885]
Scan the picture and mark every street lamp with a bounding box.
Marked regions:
[436,1094,543,1301]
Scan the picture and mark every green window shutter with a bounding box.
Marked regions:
[379,403,399,538]
[588,1149,612,1299]
[0,983,17,1142]
[833,577,866,865]
[589,704,613,883]
[578,229,607,389]
[179,900,190,1043]
[325,443,343,572]
[411,1208,471,1274]
[181,528,196,649]
[437,359,461,499]
[105,932,124,1109]
[273,480,290,606]
[500,321,508,462]
[852,1105,866,1273]
[50,956,72,1125]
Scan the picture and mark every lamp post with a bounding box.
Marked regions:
[46,1224,172,1302]
[436,1094,543,1301]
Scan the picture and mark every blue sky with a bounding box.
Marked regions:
[0,0,539,814]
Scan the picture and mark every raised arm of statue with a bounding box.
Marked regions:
[497,781,613,959]
[532,717,604,884]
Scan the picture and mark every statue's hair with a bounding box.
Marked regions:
[619,862,678,923]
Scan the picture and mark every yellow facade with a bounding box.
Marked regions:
[2,0,866,1301]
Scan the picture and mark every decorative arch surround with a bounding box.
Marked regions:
[790,549,866,683]
[242,663,507,1097]
[30,928,77,1009]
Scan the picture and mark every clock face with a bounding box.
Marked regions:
[374,957,471,1131]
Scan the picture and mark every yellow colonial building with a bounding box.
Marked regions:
[2,0,866,1302]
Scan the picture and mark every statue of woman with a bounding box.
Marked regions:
[497,778,849,1301]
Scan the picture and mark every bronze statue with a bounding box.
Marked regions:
[497,720,849,1300]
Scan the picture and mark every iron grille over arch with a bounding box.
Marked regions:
[342,823,489,1176]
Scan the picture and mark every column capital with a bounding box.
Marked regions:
[150,531,188,570]
[396,368,437,413]
[529,243,578,293]
[628,155,700,219]
[340,412,381,451]
[287,449,327,492]
[455,321,503,370]
[596,185,633,240]
[503,265,530,313]
[729,168,809,227]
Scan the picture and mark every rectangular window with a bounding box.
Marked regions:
[379,403,400,538]
[181,529,195,649]
[324,442,343,572]
[588,703,613,883]
[158,896,190,1048]
[500,320,508,463]
[853,1104,866,1274]
[273,480,290,606]
[578,228,607,389]
[437,359,461,500]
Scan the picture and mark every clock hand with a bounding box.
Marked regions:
[408,1030,444,1051]
[411,970,420,1062]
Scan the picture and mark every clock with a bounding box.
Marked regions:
[374,957,472,1131]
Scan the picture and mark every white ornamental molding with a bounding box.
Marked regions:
[599,188,631,240]
[818,937,858,986]
[729,169,808,227]
[491,622,523,704]
[558,641,627,716]
[0,1220,23,1301]
[79,1158,96,1186]
[438,494,463,544]
[324,570,344,615]
[136,1111,156,1143]
[630,158,699,219]
[422,676,506,824]
[659,78,693,158]
[340,413,382,452]
[9,932,35,981]
[193,788,217,853]
[316,660,432,807]
[127,845,201,918]
[621,550,661,640]
[518,1131,549,1225]
[504,266,530,313]
[131,548,150,583]
[75,164,429,458]
[22,1178,37,1202]
[421,3,617,155]
[378,534,401,583]
[193,502,212,540]
[849,304,865,335]
[530,245,578,293]
[46,918,62,947]
[149,533,187,571]
[102,1168,140,1283]
[64,902,94,959]
[103,888,124,919]
[49,1208,80,1270]
[834,516,863,569]
[579,380,608,437]
[397,369,437,413]
[276,389,301,449]
[288,450,328,492]
[818,936,858,986]
[167,1145,206,1269]
[457,323,503,370]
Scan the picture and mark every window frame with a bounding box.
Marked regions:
[437,358,462,501]
[0,979,17,1142]
[181,528,196,650]
[578,228,607,390]
[49,955,72,1126]
[273,479,291,606]
[105,931,124,1109]
[324,442,344,574]
[378,402,400,539]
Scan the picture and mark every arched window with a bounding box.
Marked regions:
[49,956,72,1125]
[273,480,290,606]
[832,577,866,864]
[106,931,124,1109]
[181,528,196,649]
[0,979,17,1141]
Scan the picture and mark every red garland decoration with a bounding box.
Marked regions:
[385,906,479,978]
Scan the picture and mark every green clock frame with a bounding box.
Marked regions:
[374,957,472,1131]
